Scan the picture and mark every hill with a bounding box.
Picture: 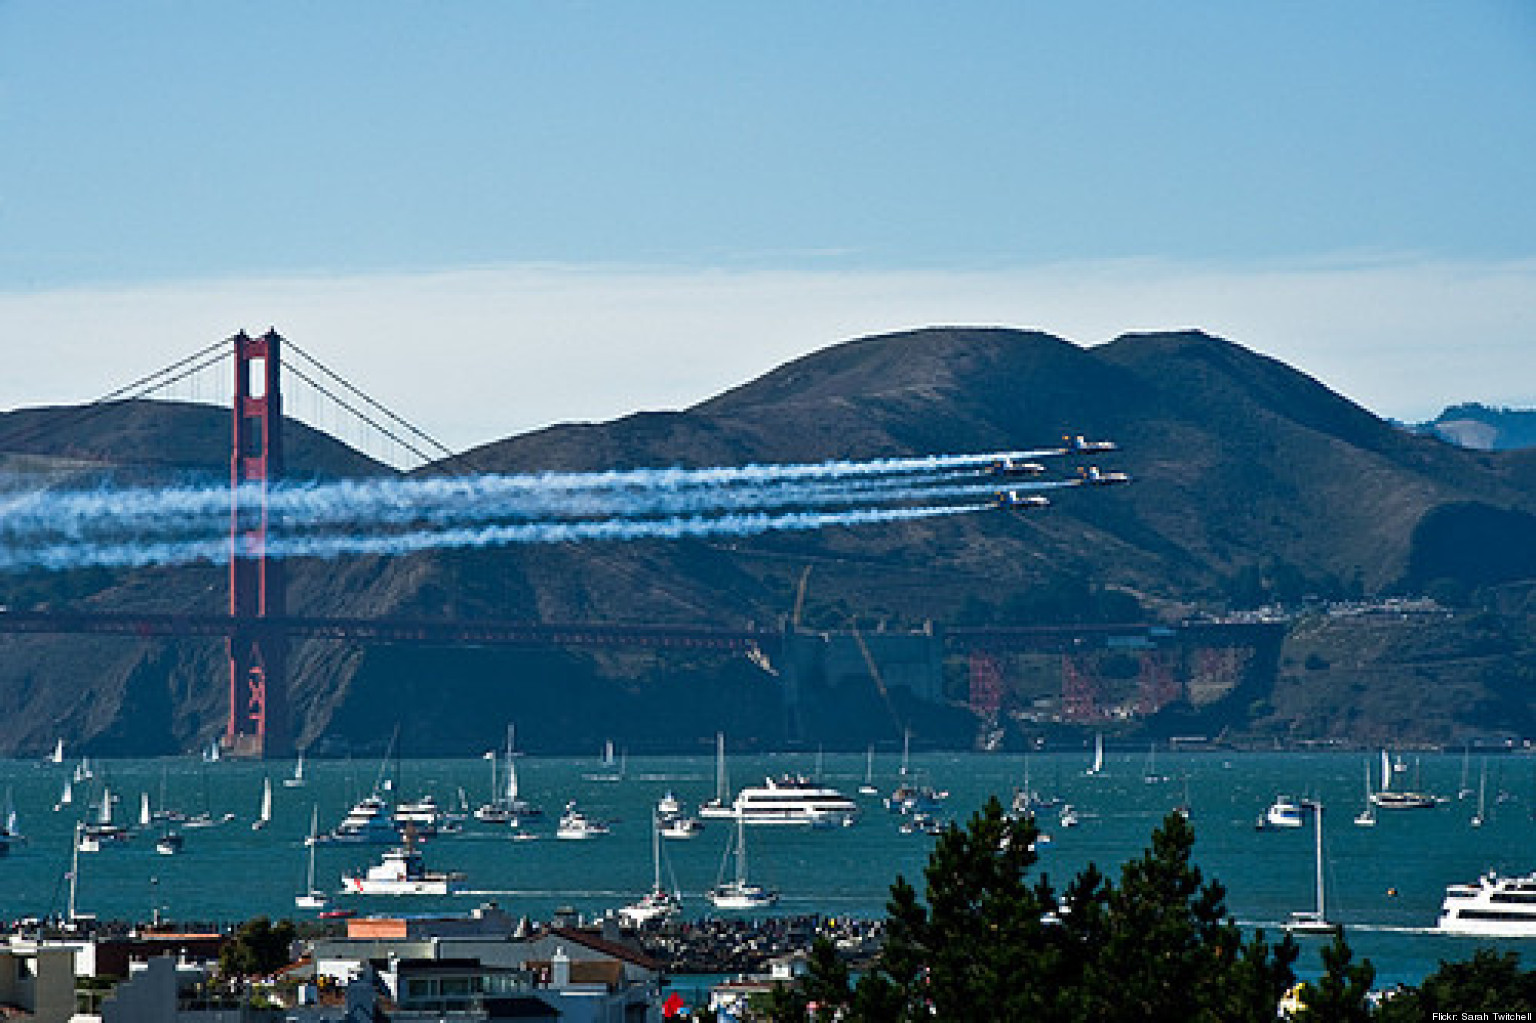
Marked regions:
[1407,403,1536,451]
[0,328,1532,755]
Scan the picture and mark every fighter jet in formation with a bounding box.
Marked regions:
[994,490,1051,510]
[987,457,1047,478]
[1078,466,1132,486]
[1062,435,1118,455]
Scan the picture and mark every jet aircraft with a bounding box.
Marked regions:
[1078,466,1131,486]
[994,490,1051,510]
[988,457,1047,477]
[1063,435,1118,454]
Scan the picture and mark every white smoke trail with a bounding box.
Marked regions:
[0,503,990,572]
[0,445,1088,573]
[0,448,1061,538]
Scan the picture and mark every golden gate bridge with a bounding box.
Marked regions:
[0,331,1280,758]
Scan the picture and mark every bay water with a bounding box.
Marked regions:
[5,748,1533,987]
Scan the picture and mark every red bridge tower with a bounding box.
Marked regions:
[225,329,290,758]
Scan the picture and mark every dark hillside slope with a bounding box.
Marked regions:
[1092,331,1532,594]
[1,330,1533,754]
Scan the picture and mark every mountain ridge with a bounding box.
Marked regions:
[0,326,1532,754]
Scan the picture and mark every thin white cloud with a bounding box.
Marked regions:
[2,257,1532,460]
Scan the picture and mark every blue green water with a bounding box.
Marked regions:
[4,748,1533,986]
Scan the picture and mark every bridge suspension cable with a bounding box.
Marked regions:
[0,339,230,454]
[284,340,480,475]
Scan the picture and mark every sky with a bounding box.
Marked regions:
[1,2,1533,458]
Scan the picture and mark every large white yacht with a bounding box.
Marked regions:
[341,840,465,896]
[1436,871,1536,937]
[327,795,400,844]
[730,776,859,827]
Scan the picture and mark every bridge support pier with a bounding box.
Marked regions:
[225,329,290,758]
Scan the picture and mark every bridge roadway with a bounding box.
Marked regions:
[0,609,1282,654]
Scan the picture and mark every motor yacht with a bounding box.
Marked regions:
[1436,872,1536,937]
[731,776,859,826]
[395,795,460,836]
[327,795,400,844]
[555,802,611,840]
[1258,796,1305,830]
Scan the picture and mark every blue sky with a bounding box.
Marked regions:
[2,2,1533,454]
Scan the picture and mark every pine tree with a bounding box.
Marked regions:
[1377,947,1536,1020]
[843,796,1050,1021]
[1089,811,1293,1023]
[775,805,1298,1023]
[1292,931,1374,1023]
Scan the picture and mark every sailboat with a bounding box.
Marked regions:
[1470,759,1488,829]
[1285,803,1340,935]
[501,739,541,819]
[152,781,183,854]
[699,732,735,819]
[154,827,184,856]
[1457,743,1474,800]
[888,729,948,815]
[583,740,627,782]
[252,777,273,831]
[476,724,542,822]
[708,813,778,910]
[1142,741,1169,784]
[283,752,307,789]
[80,784,127,846]
[858,744,878,796]
[1085,733,1105,777]
[619,812,682,926]
[1370,748,1436,810]
[1353,760,1377,827]
[47,738,64,765]
[0,790,22,853]
[295,806,330,909]
[53,777,73,812]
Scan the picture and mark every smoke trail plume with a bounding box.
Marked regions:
[0,446,1079,573]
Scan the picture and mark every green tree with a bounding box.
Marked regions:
[1088,811,1296,1022]
[218,916,297,978]
[1376,947,1536,1021]
[776,806,1298,1023]
[1293,931,1374,1023]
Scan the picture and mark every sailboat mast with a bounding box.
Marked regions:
[652,811,663,891]
[1314,804,1326,919]
[68,823,81,922]
[306,805,319,891]
[715,732,728,803]
[735,814,748,885]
